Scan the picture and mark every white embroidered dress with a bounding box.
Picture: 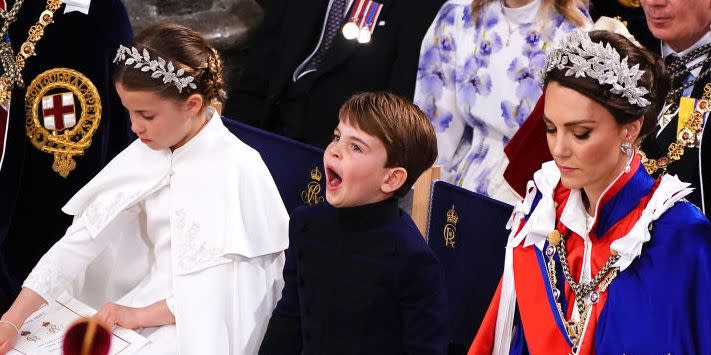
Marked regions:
[414,0,585,204]
[23,108,289,354]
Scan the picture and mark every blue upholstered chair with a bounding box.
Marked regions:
[222,117,326,214]
[427,181,513,355]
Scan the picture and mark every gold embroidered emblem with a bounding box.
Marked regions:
[25,68,102,177]
[443,205,458,248]
[301,167,325,206]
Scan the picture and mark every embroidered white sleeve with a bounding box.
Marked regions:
[82,190,142,238]
[23,212,128,303]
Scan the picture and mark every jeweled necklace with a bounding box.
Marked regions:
[0,0,64,105]
[544,229,620,353]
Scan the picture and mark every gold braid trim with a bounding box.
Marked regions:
[642,84,711,175]
[0,0,63,105]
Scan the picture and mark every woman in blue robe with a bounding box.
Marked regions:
[471,19,711,354]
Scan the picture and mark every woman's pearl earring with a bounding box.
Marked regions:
[620,142,634,173]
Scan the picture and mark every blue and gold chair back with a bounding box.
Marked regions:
[222,117,326,214]
[427,181,513,355]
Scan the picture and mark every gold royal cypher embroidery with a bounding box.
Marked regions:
[25,68,102,177]
[301,167,325,206]
[443,205,458,248]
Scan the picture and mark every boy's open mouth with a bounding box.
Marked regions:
[326,166,342,189]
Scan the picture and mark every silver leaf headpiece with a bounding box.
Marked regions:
[543,28,651,108]
[113,45,198,93]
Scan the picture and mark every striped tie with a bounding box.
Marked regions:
[302,0,347,73]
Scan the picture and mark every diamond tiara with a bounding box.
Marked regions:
[113,45,197,93]
[543,28,651,108]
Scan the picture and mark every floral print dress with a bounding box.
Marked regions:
[414,0,586,204]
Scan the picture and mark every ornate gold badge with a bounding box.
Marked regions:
[25,68,102,177]
[641,83,711,176]
[443,205,458,248]
[301,167,325,206]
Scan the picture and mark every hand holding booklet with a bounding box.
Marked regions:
[8,293,148,355]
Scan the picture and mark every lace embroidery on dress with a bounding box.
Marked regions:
[83,190,142,236]
[24,251,64,300]
[172,209,229,274]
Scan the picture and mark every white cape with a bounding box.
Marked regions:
[26,110,289,354]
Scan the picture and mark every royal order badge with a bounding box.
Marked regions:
[25,68,101,177]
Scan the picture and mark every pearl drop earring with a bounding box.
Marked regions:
[620,142,634,173]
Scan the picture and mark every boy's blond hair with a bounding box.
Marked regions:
[339,92,437,197]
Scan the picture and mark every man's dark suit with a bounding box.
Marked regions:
[225,0,444,148]
[641,59,711,220]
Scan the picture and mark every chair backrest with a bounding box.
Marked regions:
[222,117,326,214]
[427,181,513,354]
[410,165,440,236]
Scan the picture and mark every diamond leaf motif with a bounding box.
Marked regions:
[541,28,650,108]
[113,45,198,94]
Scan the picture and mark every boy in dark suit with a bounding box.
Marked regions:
[259,92,447,355]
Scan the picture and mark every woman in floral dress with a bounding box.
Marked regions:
[414,0,589,204]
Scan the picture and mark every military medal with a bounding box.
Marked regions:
[341,0,383,44]
[357,1,383,44]
[342,0,366,40]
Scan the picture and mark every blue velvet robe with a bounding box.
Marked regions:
[474,162,711,354]
[0,0,133,310]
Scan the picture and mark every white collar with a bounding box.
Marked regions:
[661,26,711,78]
[500,0,541,25]
[559,165,626,240]
[560,189,588,238]
[510,161,693,270]
[63,0,91,14]
[171,107,218,157]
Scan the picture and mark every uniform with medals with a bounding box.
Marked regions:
[640,29,711,219]
[226,0,444,148]
[0,0,133,311]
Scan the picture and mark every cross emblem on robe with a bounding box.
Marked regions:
[42,92,76,131]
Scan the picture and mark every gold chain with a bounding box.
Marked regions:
[642,84,711,175]
[544,230,620,353]
[0,0,63,105]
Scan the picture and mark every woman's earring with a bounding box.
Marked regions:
[620,142,634,173]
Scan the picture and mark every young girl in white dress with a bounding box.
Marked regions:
[0,23,289,355]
